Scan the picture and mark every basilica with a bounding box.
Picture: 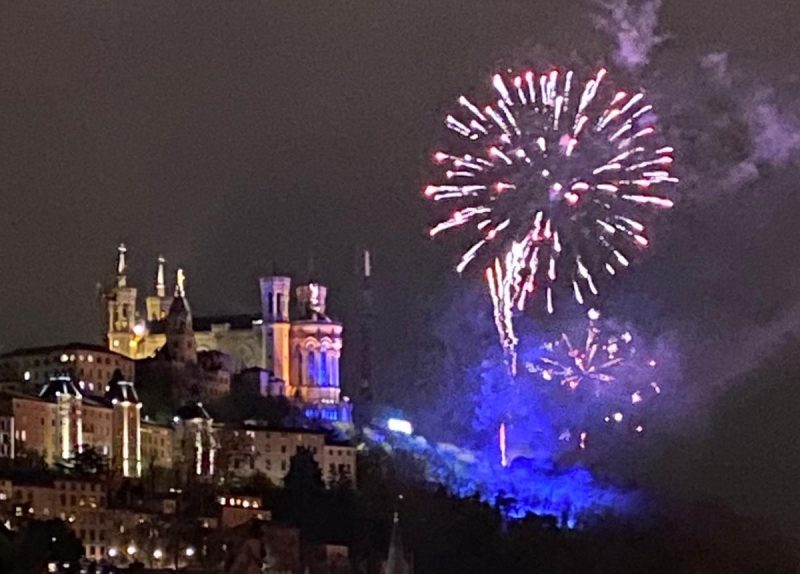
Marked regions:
[104,244,351,423]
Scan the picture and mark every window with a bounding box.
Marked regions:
[70,495,76,505]
[281,445,286,453]
[281,461,286,471]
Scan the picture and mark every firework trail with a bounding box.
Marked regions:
[524,309,661,450]
[426,67,678,361]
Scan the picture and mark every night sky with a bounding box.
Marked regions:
[2,1,800,531]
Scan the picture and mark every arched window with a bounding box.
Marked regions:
[294,346,302,385]
[276,294,284,320]
[320,350,328,386]
[308,350,316,385]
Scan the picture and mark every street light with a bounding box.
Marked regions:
[153,549,163,560]
[127,544,137,555]
[108,548,118,558]
[185,546,196,557]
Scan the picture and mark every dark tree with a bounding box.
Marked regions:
[65,444,108,477]
[0,519,83,574]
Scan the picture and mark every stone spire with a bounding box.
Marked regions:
[165,268,196,363]
[175,268,186,298]
[156,255,166,298]
[116,243,128,287]
[386,496,411,574]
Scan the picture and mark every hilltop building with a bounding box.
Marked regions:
[104,245,350,422]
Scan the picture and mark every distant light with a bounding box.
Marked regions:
[387,418,413,435]
[185,547,196,557]
[60,354,68,363]
[133,323,146,337]
[587,308,601,321]
[153,549,163,560]
[108,548,118,558]
[23,371,31,381]
[612,412,624,423]
[126,544,137,555]
[48,563,58,573]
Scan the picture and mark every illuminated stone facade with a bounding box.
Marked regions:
[0,343,134,395]
[218,425,356,487]
[104,245,351,421]
[0,374,142,477]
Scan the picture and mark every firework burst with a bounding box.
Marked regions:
[524,310,661,449]
[426,67,677,355]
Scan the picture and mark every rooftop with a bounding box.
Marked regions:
[0,342,129,360]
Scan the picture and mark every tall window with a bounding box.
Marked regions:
[294,346,302,385]
[320,350,328,386]
[308,351,316,385]
[276,294,284,320]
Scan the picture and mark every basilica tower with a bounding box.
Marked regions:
[164,269,197,364]
[259,275,292,383]
[145,255,172,321]
[106,244,139,357]
[290,281,346,420]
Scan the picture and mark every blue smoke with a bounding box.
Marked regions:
[363,423,640,528]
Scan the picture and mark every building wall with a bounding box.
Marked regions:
[12,397,56,463]
[141,422,174,469]
[173,419,217,479]
[321,445,357,486]
[197,326,263,371]
[7,479,111,561]
[83,403,114,456]
[0,416,14,458]
[111,402,142,478]
[221,428,356,487]
[289,323,342,404]
[0,348,133,394]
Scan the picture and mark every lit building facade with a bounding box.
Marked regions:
[103,244,351,422]
[0,343,134,395]
[218,425,356,487]
[173,402,217,480]
[0,374,142,477]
